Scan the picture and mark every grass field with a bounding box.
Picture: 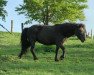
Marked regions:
[0,32,94,75]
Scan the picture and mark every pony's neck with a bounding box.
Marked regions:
[64,28,75,38]
[60,25,76,38]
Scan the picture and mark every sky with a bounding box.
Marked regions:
[0,0,94,35]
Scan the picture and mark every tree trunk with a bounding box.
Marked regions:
[45,5,49,25]
[43,5,49,25]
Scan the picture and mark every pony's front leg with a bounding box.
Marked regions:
[59,38,66,60]
[55,46,59,61]
[59,45,65,60]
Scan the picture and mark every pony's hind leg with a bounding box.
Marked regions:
[18,44,30,59]
[30,40,38,60]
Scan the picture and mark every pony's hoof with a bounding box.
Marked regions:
[55,59,59,62]
[34,58,38,60]
[18,55,21,59]
[60,56,64,60]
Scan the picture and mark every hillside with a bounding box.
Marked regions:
[0,32,94,75]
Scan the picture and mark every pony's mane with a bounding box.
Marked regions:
[32,23,85,29]
[55,22,85,28]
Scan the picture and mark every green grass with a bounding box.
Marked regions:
[0,32,94,75]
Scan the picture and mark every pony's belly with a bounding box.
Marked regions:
[37,38,55,45]
[37,29,56,45]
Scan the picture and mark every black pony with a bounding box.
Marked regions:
[18,23,86,61]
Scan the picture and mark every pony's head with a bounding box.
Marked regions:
[75,23,86,42]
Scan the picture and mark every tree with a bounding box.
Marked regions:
[0,0,7,21]
[16,0,87,25]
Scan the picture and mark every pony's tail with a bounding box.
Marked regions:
[21,28,29,47]
[19,28,30,58]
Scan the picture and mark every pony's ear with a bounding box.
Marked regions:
[78,24,85,32]
[78,24,85,28]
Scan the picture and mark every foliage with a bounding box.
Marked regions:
[16,0,88,25]
[0,0,7,21]
[0,32,94,75]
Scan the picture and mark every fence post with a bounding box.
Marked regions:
[21,23,24,32]
[91,29,93,39]
[11,20,13,33]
